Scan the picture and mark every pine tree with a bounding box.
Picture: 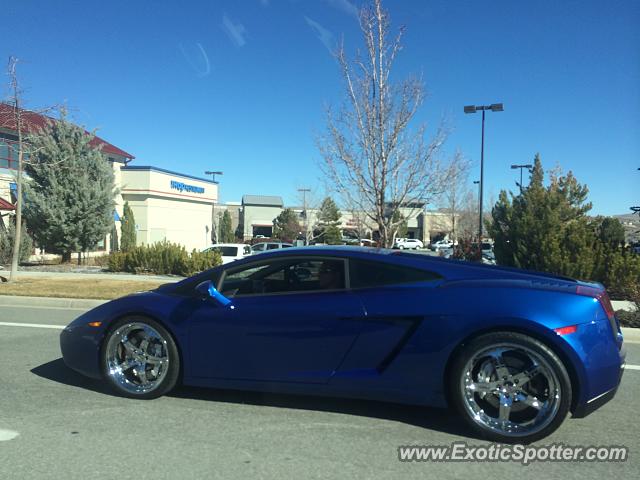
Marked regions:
[273,208,301,243]
[219,210,234,243]
[489,154,596,278]
[316,197,342,244]
[594,217,625,249]
[0,220,33,264]
[120,201,137,252]
[24,115,116,263]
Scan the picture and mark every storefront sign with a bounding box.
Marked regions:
[170,180,205,194]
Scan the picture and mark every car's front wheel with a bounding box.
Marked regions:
[450,331,572,443]
[101,316,180,399]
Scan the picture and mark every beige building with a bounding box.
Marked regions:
[120,166,218,252]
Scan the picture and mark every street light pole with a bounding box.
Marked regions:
[631,167,640,217]
[510,164,533,194]
[464,103,504,256]
[480,108,485,246]
[298,188,311,245]
[205,170,223,244]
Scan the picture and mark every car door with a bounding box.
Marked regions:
[331,258,443,381]
[187,256,365,384]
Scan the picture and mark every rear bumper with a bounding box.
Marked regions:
[572,363,624,418]
[564,319,625,418]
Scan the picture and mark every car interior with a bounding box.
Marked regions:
[220,259,345,297]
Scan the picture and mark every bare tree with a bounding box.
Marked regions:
[440,151,472,242]
[2,57,59,280]
[3,57,28,282]
[457,189,479,240]
[318,0,450,248]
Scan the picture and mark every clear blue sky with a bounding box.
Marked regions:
[3,0,639,215]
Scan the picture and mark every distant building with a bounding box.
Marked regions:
[234,194,454,244]
[240,195,285,240]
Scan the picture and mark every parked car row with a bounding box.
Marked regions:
[202,242,293,264]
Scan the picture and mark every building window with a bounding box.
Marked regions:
[0,140,28,170]
[0,140,17,170]
[96,237,107,252]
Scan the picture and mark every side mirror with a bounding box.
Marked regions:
[195,280,233,307]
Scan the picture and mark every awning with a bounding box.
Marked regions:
[0,197,15,211]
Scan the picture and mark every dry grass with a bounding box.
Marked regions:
[0,276,168,300]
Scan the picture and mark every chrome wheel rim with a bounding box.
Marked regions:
[460,343,561,438]
[105,322,170,395]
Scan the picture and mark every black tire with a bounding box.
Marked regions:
[449,331,572,444]
[101,316,180,399]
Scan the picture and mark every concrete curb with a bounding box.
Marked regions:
[621,327,640,343]
[0,295,107,309]
[612,300,637,312]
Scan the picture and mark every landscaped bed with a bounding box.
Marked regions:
[0,276,167,300]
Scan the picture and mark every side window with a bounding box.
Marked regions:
[220,263,275,297]
[266,243,279,250]
[219,258,346,297]
[349,259,441,289]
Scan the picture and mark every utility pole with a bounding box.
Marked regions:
[298,188,311,245]
[205,170,223,244]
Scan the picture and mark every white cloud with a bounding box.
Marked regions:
[304,16,336,54]
[221,14,247,47]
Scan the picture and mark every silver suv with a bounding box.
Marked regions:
[251,242,293,253]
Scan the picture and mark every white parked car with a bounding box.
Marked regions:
[431,239,454,251]
[394,238,424,250]
[251,242,293,253]
[203,243,252,264]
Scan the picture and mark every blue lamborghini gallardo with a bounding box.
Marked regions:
[60,247,625,443]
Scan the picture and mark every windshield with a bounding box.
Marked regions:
[214,246,238,256]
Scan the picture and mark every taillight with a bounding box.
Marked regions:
[576,285,618,333]
[554,325,578,336]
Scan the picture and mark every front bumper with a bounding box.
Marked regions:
[60,323,104,380]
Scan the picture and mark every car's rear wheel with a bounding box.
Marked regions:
[450,331,572,443]
[101,316,180,399]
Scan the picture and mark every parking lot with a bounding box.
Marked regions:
[1,302,638,479]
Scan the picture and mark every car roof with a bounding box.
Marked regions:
[210,243,248,248]
[249,245,393,257]
[253,241,293,246]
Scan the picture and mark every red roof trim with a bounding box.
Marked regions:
[0,103,134,159]
[0,197,15,211]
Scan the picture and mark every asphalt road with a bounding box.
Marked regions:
[1,304,638,479]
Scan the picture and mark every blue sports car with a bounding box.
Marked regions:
[60,246,625,443]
